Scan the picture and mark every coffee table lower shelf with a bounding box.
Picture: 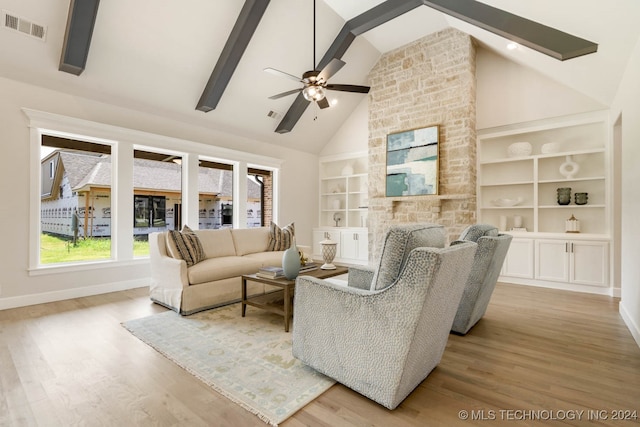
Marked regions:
[241,266,348,332]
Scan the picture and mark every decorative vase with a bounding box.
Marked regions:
[513,215,523,228]
[499,215,507,232]
[282,237,300,279]
[557,188,571,205]
[559,155,579,179]
[575,192,588,205]
[320,238,337,270]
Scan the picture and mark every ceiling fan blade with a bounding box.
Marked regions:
[317,58,345,82]
[264,67,303,83]
[317,97,330,109]
[325,84,370,94]
[268,88,303,100]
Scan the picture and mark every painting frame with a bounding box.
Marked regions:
[385,125,440,197]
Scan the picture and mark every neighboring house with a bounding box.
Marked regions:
[40,149,263,238]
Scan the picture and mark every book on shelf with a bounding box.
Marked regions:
[256,266,284,279]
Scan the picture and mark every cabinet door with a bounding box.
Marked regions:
[341,232,358,260]
[502,238,534,279]
[535,240,569,282]
[355,231,368,262]
[570,241,608,287]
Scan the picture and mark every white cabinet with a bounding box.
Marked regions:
[502,238,534,279]
[319,152,368,228]
[340,230,368,262]
[535,239,609,287]
[312,228,368,265]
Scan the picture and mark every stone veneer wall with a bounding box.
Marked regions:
[368,28,477,261]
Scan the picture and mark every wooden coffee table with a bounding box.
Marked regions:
[241,266,349,332]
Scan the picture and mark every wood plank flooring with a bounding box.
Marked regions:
[1,283,638,426]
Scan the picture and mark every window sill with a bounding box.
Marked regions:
[28,257,149,276]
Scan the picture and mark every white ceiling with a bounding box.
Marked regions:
[1,0,639,154]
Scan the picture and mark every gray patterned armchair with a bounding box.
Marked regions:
[450,224,513,335]
[292,228,477,409]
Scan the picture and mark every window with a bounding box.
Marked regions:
[247,168,273,228]
[28,109,282,271]
[198,160,233,229]
[40,135,112,264]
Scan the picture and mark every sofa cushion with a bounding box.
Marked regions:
[194,228,236,258]
[187,256,262,285]
[243,250,286,268]
[267,221,294,251]
[167,225,205,267]
[232,227,271,256]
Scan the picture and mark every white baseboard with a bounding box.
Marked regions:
[499,276,618,297]
[0,279,149,311]
[619,302,640,349]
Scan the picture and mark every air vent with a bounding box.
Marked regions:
[2,10,47,41]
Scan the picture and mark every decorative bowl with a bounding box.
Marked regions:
[491,197,524,207]
[507,142,532,158]
[541,142,561,154]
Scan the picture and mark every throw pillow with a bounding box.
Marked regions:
[267,221,295,251]
[168,225,205,267]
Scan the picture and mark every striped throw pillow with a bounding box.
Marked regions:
[267,222,295,251]
[168,225,205,267]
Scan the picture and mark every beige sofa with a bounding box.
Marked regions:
[149,227,291,315]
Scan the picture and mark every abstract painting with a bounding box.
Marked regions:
[386,125,439,196]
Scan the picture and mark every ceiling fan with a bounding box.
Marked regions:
[264,0,370,109]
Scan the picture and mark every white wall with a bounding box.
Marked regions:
[611,37,640,347]
[476,49,606,129]
[320,97,369,156]
[0,76,318,308]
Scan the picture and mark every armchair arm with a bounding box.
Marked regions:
[149,232,189,312]
[346,265,375,290]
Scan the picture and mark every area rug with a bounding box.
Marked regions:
[122,304,335,426]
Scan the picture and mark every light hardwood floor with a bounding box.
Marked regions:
[1,283,639,426]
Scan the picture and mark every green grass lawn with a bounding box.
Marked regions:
[40,234,149,264]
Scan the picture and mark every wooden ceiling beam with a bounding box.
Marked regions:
[59,0,100,75]
[422,0,597,60]
[196,0,271,112]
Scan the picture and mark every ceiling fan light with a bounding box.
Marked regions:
[303,85,325,102]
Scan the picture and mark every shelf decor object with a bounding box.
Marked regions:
[491,197,524,207]
[386,125,439,196]
[320,238,338,270]
[575,192,588,205]
[540,142,561,154]
[559,155,580,179]
[557,188,572,205]
[507,141,532,157]
[565,214,580,233]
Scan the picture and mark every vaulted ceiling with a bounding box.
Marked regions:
[1,0,639,154]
